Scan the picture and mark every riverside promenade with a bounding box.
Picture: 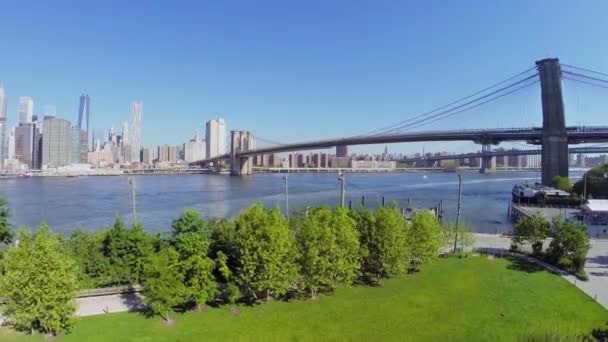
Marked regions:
[75,233,608,317]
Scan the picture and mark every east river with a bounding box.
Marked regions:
[0,170,585,235]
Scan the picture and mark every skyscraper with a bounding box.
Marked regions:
[42,117,72,168]
[14,124,35,168]
[0,86,7,167]
[77,95,90,145]
[336,145,348,158]
[131,101,142,163]
[18,96,34,124]
[183,130,206,163]
[206,118,226,159]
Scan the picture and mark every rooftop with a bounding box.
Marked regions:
[582,200,608,212]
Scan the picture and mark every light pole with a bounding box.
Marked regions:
[129,176,137,222]
[454,173,463,254]
[283,174,289,219]
[338,171,345,208]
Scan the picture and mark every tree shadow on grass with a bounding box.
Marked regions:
[117,292,150,317]
[505,256,545,274]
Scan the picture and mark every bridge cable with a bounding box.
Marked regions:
[562,71,608,85]
[562,64,608,79]
[363,66,538,136]
[562,76,608,90]
[380,78,540,133]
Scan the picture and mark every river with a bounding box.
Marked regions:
[0,170,584,234]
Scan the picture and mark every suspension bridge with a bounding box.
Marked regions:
[191,58,608,185]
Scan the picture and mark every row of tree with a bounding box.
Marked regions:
[511,214,590,278]
[0,201,448,336]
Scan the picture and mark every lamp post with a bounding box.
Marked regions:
[338,171,345,208]
[283,174,289,219]
[454,174,463,254]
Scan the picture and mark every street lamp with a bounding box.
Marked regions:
[338,171,345,208]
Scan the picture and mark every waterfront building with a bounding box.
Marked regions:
[0,86,7,167]
[183,130,206,163]
[206,118,226,159]
[131,101,142,163]
[42,117,72,168]
[77,94,90,141]
[350,160,397,169]
[70,127,82,163]
[7,127,15,160]
[79,130,88,163]
[87,145,114,167]
[336,144,348,158]
[330,156,350,168]
[18,96,34,124]
[141,148,153,164]
[14,123,35,168]
[525,155,541,168]
[168,145,178,163]
[157,144,169,162]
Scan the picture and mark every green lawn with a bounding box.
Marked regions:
[3,256,607,341]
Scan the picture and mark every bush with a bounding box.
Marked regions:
[546,217,590,278]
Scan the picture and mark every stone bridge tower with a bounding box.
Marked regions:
[230,130,255,176]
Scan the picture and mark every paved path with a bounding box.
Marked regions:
[73,234,608,317]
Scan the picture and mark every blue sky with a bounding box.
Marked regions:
[0,0,607,154]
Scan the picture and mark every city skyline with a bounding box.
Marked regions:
[0,2,606,155]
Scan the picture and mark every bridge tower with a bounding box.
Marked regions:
[537,58,568,186]
[479,143,496,173]
[230,130,255,176]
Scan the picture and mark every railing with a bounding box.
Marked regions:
[77,285,142,298]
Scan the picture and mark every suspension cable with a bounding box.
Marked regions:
[562,64,608,78]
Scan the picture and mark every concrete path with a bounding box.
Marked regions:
[72,233,608,317]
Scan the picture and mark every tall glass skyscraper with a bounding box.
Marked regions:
[77,94,90,149]
[206,118,226,159]
[0,86,7,167]
[130,101,142,163]
[18,96,34,124]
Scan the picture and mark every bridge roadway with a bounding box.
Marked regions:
[401,146,608,163]
[191,126,608,165]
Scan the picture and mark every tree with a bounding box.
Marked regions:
[143,247,185,322]
[169,209,217,310]
[0,198,13,245]
[512,214,550,255]
[209,218,239,281]
[407,210,443,272]
[293,207,359,298]
[63,229,110,288]
[573,163,608,198]
[0,223,78,335]
[235,203,298,301]
[353,206,408,284]
[101,216,153,285]
[443,223,476,254]
[546,217,590,277]
[552,176,573,192]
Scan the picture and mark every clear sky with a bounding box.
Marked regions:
[0,0,607,154]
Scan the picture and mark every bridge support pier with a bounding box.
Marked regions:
[537,58,568,186]
[230,130,255,176]
[479,144,496,174]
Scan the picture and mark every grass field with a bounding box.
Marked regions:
[3,256,607,341]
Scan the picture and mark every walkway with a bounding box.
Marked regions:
[72,233,608,317]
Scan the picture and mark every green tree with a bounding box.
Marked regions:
[573,163,608,198]
[552,176,573,192]
[293,207,358,298]
[407,210,443,272]
[512,214,550,255]
[235,203,298,301]
[0,198,13,245]
[169,209,217,310]
[0,223,77,335]
[443,223,476,254]
[63,229,110,288]
[546,217,590,277]
[143,247,185,322]
[102,216,154,285]
[353,205,408,284]
[209,218,239,281]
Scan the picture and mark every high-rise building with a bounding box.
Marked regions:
[18,96,34,124]
[205,118,226,159]
[183,130,206,163]
[0,86,7,167]
[42,117,72,168]
[79,130,88,163]
[131,101,142,163]
[77,94,90,135]
[14,124,35,168]
[336,145,348,158]
[7,127,15,160]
